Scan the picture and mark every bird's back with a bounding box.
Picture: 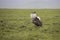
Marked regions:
[32,17,42,26]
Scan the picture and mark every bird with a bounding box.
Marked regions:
[30,11,42,26]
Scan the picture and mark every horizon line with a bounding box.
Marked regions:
[0,8,60,9]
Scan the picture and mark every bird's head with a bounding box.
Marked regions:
[32,11,36,13]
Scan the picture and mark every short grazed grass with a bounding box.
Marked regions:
[0,9,60,40]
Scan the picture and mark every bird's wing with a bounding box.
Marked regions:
[37,16,41,20]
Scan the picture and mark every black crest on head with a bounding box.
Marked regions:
[32,11,36,13]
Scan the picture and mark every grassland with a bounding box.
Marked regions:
[0,9,60,40]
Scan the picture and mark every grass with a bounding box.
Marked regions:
[0,9,60,40]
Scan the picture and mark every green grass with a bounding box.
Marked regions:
[0,9,60,40]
